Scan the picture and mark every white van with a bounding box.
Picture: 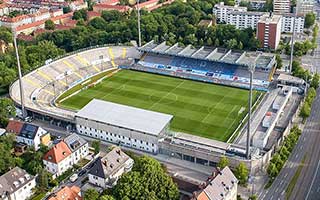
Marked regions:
[69,174,78,182]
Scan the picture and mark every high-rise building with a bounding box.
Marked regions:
[212,2,247,23]
[273,0,290,14]
[297,0,314,15]
[257,14,282,49]
[282,13,305,33]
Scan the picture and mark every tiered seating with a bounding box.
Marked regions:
[10,46,140,121]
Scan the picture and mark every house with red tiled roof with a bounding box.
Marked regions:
[48,186,82,200]
[6,120,24,135]
[87,11,101,20]
[43,133,88,179]
[93,3,131,13]
[191,167,238,200]
[43,141,73,178]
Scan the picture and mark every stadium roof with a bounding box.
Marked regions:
[139,40,276,69]
[75,99,173,136]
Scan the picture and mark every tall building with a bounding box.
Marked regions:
[227,11,265,29]
[257,14,282,49]
[213,2,247,23]
[297,0,314,15]
[282,13,305,33]
[273,0,290,14]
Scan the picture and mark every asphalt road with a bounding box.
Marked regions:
[258,19,320,200]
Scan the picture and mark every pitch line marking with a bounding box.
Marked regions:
[149,80,185,110]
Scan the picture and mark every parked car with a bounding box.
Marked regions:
[78,170,86,177]
[69,174,78,182]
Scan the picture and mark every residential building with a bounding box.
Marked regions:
[227,11,264,29]
[88,147,134,188]
[16,123,48,150]
[6,120,24,135]
[92,3,132,13]
[257,14,282,49]
[236,0,267,9]
[282,13,305,33]
[64,133,89,165]
[192,167,238,200]
[297,0,314,15]
[43,134,88,179]
[48,186,82,200]
[0,167,36,200]
[43,141,73,178]
[75,99,173,154]
[213,2,305,33]
[213,2,247,23]
[273,0,290,14]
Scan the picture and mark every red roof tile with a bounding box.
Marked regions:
[48,186,82,200]
[6,120,24,134]
[43,141,72,164]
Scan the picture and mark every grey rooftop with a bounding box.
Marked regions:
[139,40,275,69]
[75,99,173,136]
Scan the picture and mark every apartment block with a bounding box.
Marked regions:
[273,0,290,14]
[257,14,282,49]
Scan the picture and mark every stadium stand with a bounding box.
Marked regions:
[10,46,141,124]
[131,40,276,91]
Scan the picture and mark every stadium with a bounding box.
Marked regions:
[10,41,276,168]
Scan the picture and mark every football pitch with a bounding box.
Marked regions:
[60,70,260,142]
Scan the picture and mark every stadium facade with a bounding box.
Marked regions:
[10,42,278,171]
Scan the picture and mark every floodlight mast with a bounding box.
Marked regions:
[246,63,255,159]
[137,0,142,47]
[12,28,26,118]
[289,7,297,72]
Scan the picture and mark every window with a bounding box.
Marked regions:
[146,142,148,145]
[140,140,143,144]
[135,139,137,142]
[152,143,154,147]
[122,136,125,139]
[90,128,92,131]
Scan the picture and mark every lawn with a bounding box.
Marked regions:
[60,70,259,141]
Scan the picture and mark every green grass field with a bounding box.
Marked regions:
[60,70,259,141]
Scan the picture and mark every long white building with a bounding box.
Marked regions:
[213,3,304,33]
[75,99,173,154]
[213,2,247,23]
[281,13,305,33]
[227,11,265,29]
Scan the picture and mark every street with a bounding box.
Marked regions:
[259,18,320,200]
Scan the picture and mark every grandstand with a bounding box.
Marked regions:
[130,40,276,91]
[10,46,141,126]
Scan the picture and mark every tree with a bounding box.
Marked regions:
[217,156,229,169]
[45,20,55,30]
[38,169,49,191]
[113,156,179,200]
[0,134,20,174]
[248,194,258,200]
[92,140,100,154]
[304,12,316,28]
[267,162,279,178]
[234,162,249,185]
[63,6,71,14]
[0,98,15,128]
[73,9,88,21]
[99,195,115,200]
[311,73,320,89]
[275,54,283,69]
[84,188,99,200]
[0,62,16,88]
[300,101,311,119]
